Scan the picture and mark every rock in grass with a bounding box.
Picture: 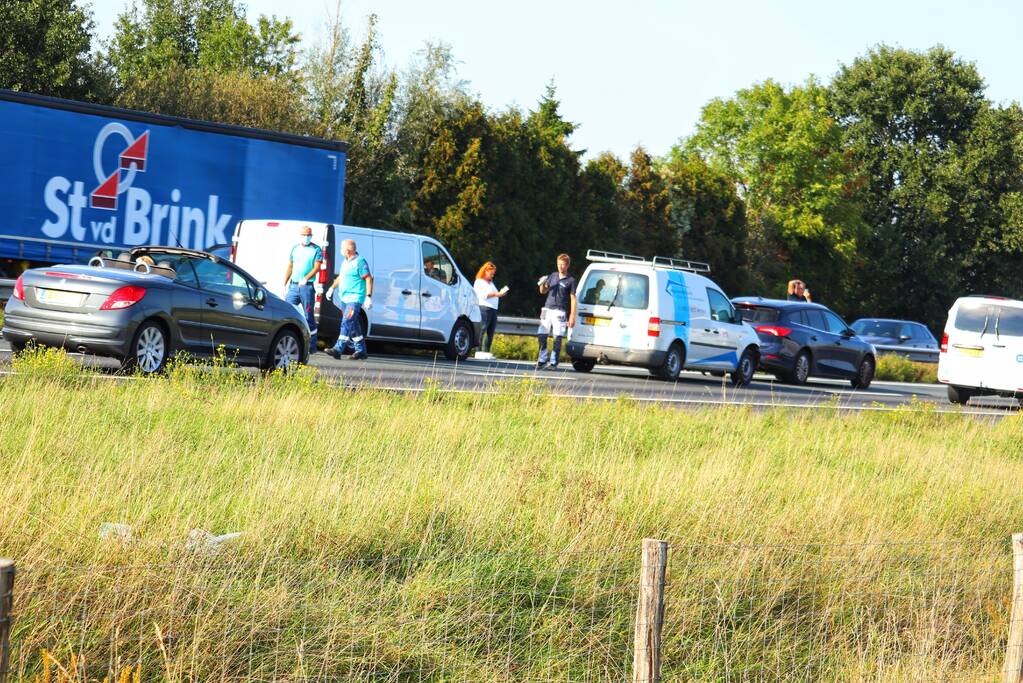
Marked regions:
[185,529,242,554]
[98,522,133,544]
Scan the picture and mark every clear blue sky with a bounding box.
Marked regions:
[88,0,1023,160]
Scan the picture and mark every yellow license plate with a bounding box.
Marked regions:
[38,288,84,306]
[957,347,983,358]
[584,316,610,326]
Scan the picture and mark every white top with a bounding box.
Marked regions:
[474,278,499,309]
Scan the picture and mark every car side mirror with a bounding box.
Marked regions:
[253,288,267,307]
[842,328,855,338]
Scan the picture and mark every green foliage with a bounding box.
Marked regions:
[828,45,1023,329]
[874,354,939,384]
[489,334,535,361]
[683,78,867,303]
[0,0,110,101]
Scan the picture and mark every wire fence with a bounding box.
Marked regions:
[4,537,1021,682]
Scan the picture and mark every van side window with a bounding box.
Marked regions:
[421,243,455,285]
[706,288,735,323]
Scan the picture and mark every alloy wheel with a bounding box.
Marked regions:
[274,334,301,369]
[136,326,166,373]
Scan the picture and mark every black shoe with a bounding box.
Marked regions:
[349,351,368,360]
[547,362,559,370]
[535,361,546,370]
[326,348,341,359]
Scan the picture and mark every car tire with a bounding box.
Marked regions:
[267,328,304,373]
[572,359,596,373]
[850,356,875,389]
[947,385,974,405]
[787,350,811,385]
[9,339,27,354]
[123,320,169,374]
[731,347,757,387]
[444,319,473,361]
[651,342,684,382]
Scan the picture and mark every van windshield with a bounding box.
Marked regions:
[580,270,649,309]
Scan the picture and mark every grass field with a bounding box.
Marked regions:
[0,349,1020,681]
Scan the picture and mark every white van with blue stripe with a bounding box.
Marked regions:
[566,250,761,383]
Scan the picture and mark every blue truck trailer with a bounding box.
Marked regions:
[0,89,347,278]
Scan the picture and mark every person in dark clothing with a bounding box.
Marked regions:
[787,279,812,302]
[535,254,577,370]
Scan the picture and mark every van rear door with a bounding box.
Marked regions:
[986,303,1023,392]
[232,220,329,300]
[577,268,651,352]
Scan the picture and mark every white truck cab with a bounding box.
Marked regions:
[938,295,1023,404]
[230,220,481,359]
[566,250,761,383]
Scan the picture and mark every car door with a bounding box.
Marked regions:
[418,241,458,342]
[370,234,421,339]
[152,254,205,352]
[822,310,860,376]
[690,287,739,369]
[799,309,831,374]
[192,257,272,357]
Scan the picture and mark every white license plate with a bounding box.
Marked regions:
[956,347,983,358]
[37,288,85,306]
[584,316,611,326]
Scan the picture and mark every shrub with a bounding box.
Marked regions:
[490,333,535,360]
[874,353,938,383]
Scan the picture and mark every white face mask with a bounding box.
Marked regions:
[303,235,312,245]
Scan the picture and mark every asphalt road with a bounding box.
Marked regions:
[1,339,1019,415]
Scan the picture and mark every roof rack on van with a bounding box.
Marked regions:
[585,249,711,274]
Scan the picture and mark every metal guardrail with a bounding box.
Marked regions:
[495,316,540,336]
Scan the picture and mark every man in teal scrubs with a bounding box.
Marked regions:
[284,225,322,355]
[325,239,373,360]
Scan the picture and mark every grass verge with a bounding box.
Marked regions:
[0,352,1019,681]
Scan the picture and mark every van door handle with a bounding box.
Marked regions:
[703,328,712,333]
[205,297,218,307]
[993,343,1007,348]
[421,292,432,298]
[401,289,413,295]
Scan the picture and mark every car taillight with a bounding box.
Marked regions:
[754,325,792,337]
[940,332,948,353]
[319,255,329,284]
[13,274,24,300]
[99,285,147,310]
[647,317,661,337]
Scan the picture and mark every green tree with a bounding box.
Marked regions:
[0,0,109,100]
[621,146,674,258]
[829,45,1022,328]
[684,78,866,305]
[660,152,749,295]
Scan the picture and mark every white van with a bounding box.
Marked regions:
[938,295,1023,403]
[230,220,482,360]
[566,250,761,383]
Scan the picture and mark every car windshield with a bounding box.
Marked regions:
[852,320,900,337]
[736,305,779,323]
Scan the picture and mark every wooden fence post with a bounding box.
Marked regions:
[0,559,14,683]
[1005,533,1023,683]
[633,538,668,683]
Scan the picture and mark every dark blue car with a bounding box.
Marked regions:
[732,297,877,388]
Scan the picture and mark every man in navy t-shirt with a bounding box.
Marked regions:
[535,253,577,369]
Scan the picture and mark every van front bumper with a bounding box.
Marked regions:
[566,341,665,367]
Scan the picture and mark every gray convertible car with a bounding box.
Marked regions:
[2,247,310,373]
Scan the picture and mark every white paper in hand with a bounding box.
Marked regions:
[499,286,510,294]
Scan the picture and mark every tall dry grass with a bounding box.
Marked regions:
[0,350,1020,681]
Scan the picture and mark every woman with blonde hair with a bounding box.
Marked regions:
[787,279,812,302]
[473,261,507,358]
